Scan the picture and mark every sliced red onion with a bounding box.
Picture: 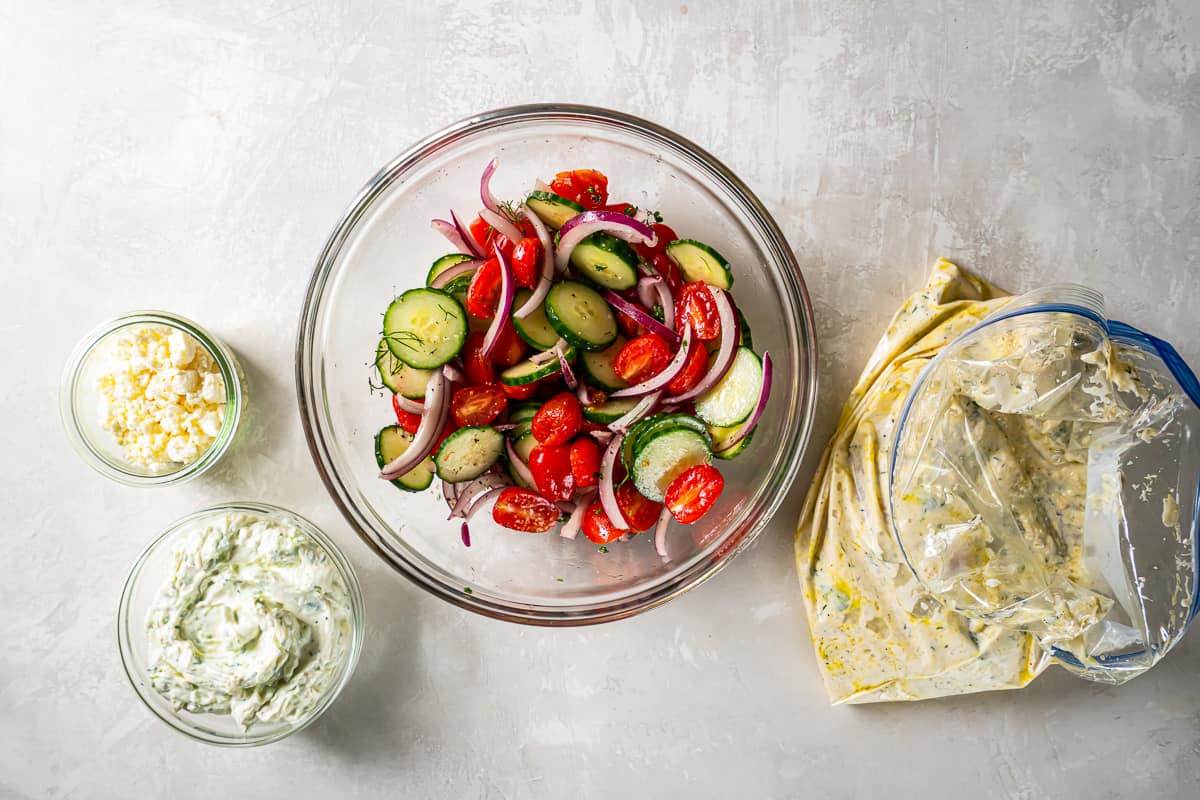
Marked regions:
[432,219,475,255]
[637,260,656,278]
[493,423,519,432]
[533,179,552,193]
[479,242,516,360]
[608,390,662,432]
[556,344,577,390]
[461,521,471,547]
[652,279,675,331]
[529,339,565,365]
[576,381,594,406]
[560,488,596,539]
[380,371,448,480]
[554,211,657,273]
[451,209,484,258]
[604,289,679,346]
[514,204,556,316]
[443,479,462,514]
[449,472,510,519]
[479,208,523,246]
[716,352,773,453]
[393,393,423,414]
[611,323,694,398]
[442,363,467,384]
[636,276,659,308]
[588,429,613,445]
[599,434,631,529]
[429,259,481,291]
[654,506,671,560]
[467,486,507,521]
[670,287,738,403]
[480,158,500,214]
[505,437,535,487]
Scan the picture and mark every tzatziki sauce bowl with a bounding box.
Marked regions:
[117,502,365,746]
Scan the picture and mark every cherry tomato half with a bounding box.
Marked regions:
[492,487,560,533]
[491,321,526,368]
[675,282,721,341]
[531,391,582,446]
[466,257,502,319]
[391,394,422,434]
[666,338,709,396]
[581,498,629,544]
[665,464,725,524]
[501,381,537,400]
[614,333,671,385]
[550,169,608,209]
[512,237,542,290]
[450,383,507,427]
[616,481,662,532]
[462,332,494,385]
[569,437,601,488]
[468,216,492,250]
[649,252,684,296]
[530,443,576,503]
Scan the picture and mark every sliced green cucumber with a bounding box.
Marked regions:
[426,253,476,294]
[622,413,710,472]
[569,233,639,290]
[738,310,753,349]
[695,347,763,427]
[511,289,559,350]
[582,397,641,425]
[499,345,577,386]
[375,339,434,398]
[383,288,468,369]
[375,425,436,491]
[508,402,541,424]
[434,425,504,483]
[545,281,618,352]
[504,431,539,488]
[580,336,629,393]
[709,424,754,460]
[630,427,713,502]
[665,239,733,289]
[527,190,585,229]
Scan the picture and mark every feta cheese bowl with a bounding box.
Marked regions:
[60,310,245,486]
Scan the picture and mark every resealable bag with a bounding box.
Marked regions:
[890,285,1200,683]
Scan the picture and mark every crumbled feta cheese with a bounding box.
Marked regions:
[95,325,227,472]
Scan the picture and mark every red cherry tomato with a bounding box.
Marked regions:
[468,216,492,250]
[569,437,601,488]
[675,282,721,341]
[450,383,507,427]
[491,321,526,368]
[501,381,537,400]
[531,391,583,446]
[581,498,629,544]
[511,237,542,290]
[616,481,662,532]
[550,169,608,209]
[633,222,678,262]
[466,257,502,319]
[391,394,422,434]
[492,487,560,533]
[666,338,709,396]
[665,464,725,524]
[614,333,671,385]
[463,332,495,385]
[529,443,576,502]
[649,252,684,296]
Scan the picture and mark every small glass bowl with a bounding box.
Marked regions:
[60,310,245,486]
[116,502,365,747]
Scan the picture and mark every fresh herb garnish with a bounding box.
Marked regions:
[385,330,424,352]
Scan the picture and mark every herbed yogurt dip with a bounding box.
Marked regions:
[145,511,353,730]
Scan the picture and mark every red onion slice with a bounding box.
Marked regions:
[669,287,738,403]
[505,437,535,487]
[533,179,552,193]
[716,352,772,453]
[466,486,507,520]
[429,259,482,291]
[588,429,614,445]
[603,289,679,347]
[480,158,500,214]
[599,434,631,529]
[442,363,467,385]
[652,279,675,331]
[608,391,662,432]
[479,208,523,246]
[448,472,510,519]
[654,506,672,560]
[529,338,566,365]
[560,488,596,539]
[450,209,485,258]
[461,521,471,547]
[393,393,424,414]
[432,219,475,256]
[443,479,462,514]
[576,381,595,406]
[610,323,694,398]
[380,371,448,480]
[480,242,516,360]
[554,211,658,273]
[556,344,578,390]
[636,276,658,308]
[514,204,555,317]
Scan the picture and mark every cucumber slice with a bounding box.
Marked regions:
[709,424,754,460]
[434,425,504,483]
[503,431,538,488]
[375,426,436,491]
[499,345,577,386]
[545,281,618,352]
[738,309,753,349]
[569,233,639,290]
[622,413,710,472]
[630,427,713,502]
[426,253,476,294]
[508,402,541,424]
[527,190,585,229]
[582,397,641,425]
[580,336,629,393]
[665,239,733,289]
[695,347,763,427]
[383,288,468,369]
[511,289,559,350]
[375,339,434,398]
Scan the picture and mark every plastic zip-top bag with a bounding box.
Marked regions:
[890,285,1200,683]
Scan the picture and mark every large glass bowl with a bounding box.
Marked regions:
[297,104,817,625]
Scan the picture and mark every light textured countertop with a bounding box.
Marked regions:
[3,1,1198,797]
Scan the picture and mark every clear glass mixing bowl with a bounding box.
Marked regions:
[297,104,817,625]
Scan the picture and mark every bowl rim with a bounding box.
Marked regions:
[59,309,244,486]
[296,103,818,626]
[115,501,366,747]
